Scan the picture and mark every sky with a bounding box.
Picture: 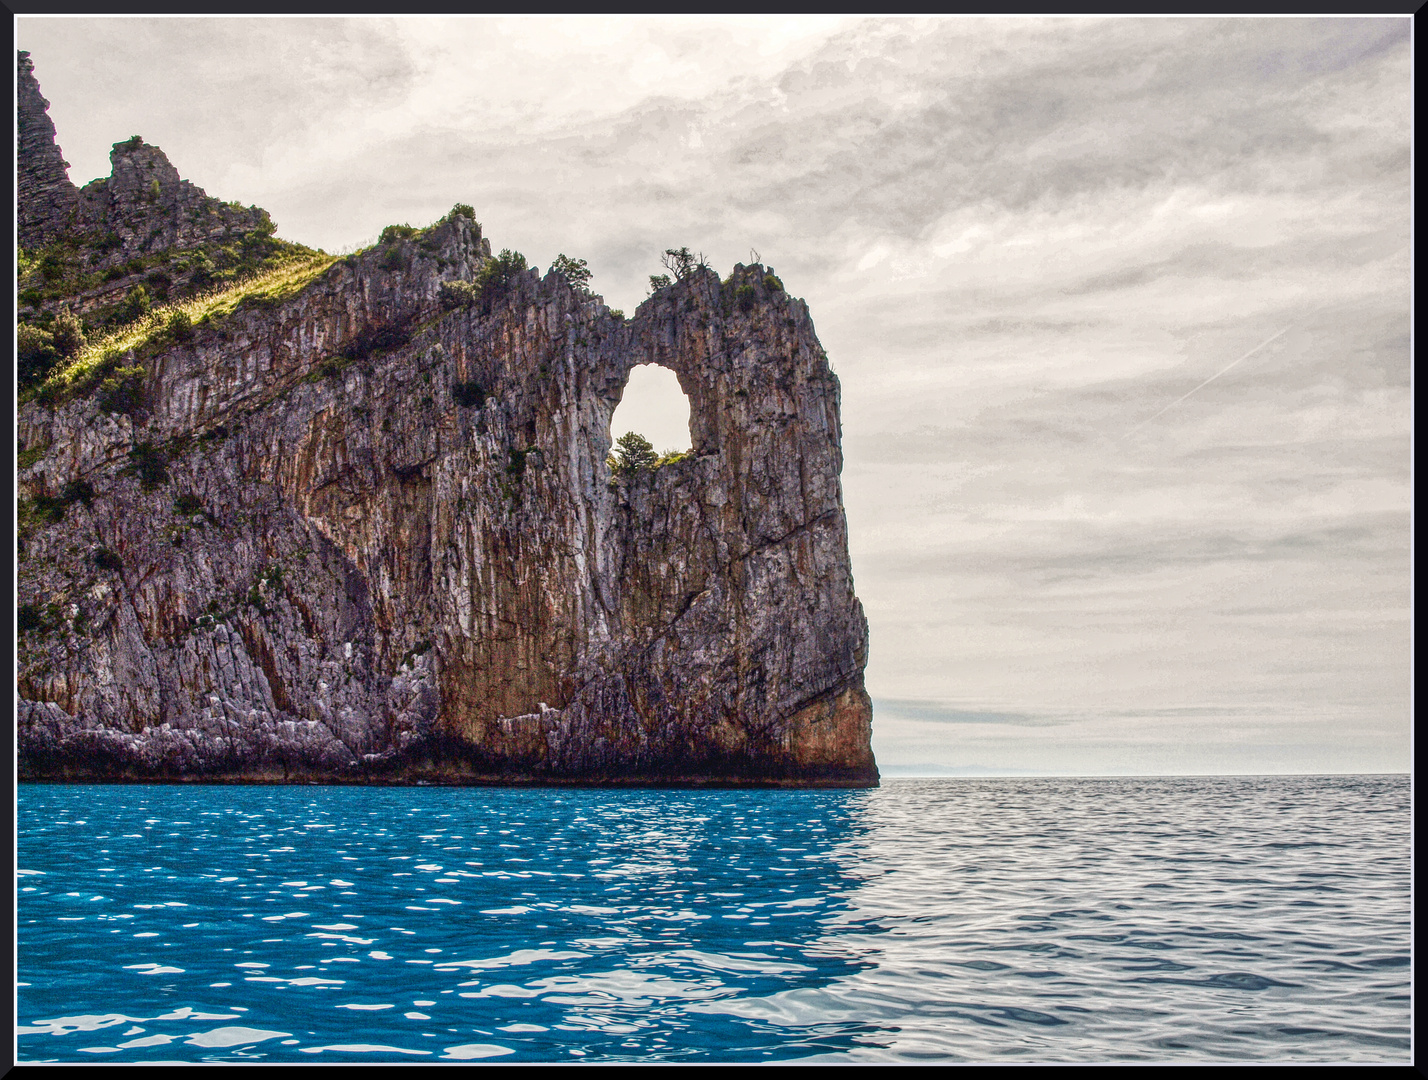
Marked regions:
[16,16,1412,775]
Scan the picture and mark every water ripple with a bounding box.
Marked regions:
[17,776,1409,1062]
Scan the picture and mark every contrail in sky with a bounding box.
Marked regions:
[1126,326,1290,437]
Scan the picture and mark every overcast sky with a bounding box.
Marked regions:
[17,17,1411,774]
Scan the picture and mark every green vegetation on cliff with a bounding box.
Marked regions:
[19,199,489,410]
[23,254,336,408]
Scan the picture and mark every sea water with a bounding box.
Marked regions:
[15,776,1410,1062]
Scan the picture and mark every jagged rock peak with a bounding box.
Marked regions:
[71,132,274,266]
[17,49,79,248]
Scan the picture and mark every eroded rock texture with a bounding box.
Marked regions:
[16,57,876,786]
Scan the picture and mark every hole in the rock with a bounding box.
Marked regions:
[609,364,692,458]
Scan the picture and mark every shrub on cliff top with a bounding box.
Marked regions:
[551,254,592,294]
[475,249,528,292]
[440,204,477,225]
[660,247,709,281]
[379,223,418,246]
[466,249,529,311]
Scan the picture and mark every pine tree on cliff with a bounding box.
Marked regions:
[609,432,658,474]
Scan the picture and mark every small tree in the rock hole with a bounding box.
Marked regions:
[608,431,658,475]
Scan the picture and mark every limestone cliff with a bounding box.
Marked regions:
[15,53,877,786]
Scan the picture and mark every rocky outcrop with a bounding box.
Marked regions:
[19,51,268,263]
[19,134,280,330]
[15,55,877,787]
[18,50,295,335]
[70,136,273,266]
[17,50,78,248]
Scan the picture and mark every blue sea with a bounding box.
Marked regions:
[15,776,1410,1063]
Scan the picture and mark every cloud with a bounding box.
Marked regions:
[17,16,1410,773]
[873,700,1058,726]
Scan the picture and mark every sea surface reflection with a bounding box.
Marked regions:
[17,776,1409,1062]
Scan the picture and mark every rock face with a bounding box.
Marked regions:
[15,54,877,787]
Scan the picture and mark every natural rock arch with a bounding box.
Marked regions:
[608,362,693,460]
[15,52,876,787]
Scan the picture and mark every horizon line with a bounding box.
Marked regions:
[878,770,1411,778]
